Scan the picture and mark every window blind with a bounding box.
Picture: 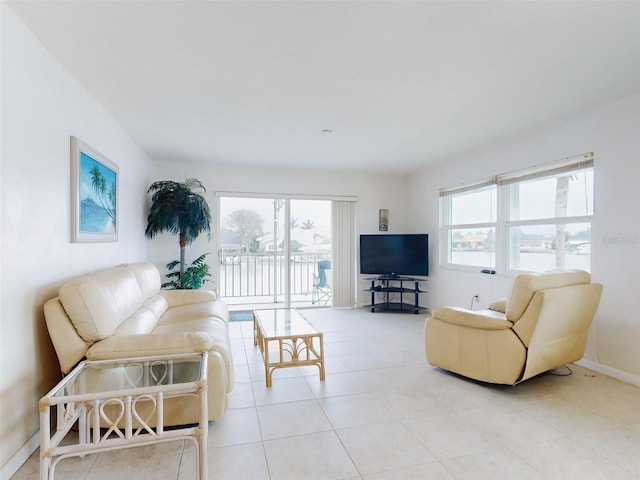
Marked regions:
[439,152,594,196]
[497,152,594,186]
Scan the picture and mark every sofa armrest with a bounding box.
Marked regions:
[159,289,217,307]
[430,307,513,330]
[44,298,92,374]
[86,332,213,360]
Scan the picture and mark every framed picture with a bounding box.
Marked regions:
[71,136,119,242]
[379,208,389,231]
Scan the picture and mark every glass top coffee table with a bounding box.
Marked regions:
[39,353,208,480]
[253,309,325,387]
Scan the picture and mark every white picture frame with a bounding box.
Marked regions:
[70,136,119,242]
[379,208,389,231]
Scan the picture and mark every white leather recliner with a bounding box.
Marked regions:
[425,270,603,385]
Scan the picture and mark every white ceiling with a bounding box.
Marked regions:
[8,1,640,174]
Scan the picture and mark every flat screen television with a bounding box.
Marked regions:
[359,234,429,277]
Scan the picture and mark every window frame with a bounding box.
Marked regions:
[441,184,498,271]
[440,154,594,275]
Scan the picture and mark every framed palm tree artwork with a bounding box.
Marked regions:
[70,136,119,242]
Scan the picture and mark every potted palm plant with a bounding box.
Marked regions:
[145,178,212,289]
[163,253,211,289]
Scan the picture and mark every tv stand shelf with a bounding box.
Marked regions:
[365,276,428,314]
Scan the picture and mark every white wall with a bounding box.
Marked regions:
[407,94,640,386]
[148,160,409,306]
[0,5,152,476]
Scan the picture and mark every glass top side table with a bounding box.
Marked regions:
[39,352,208,480]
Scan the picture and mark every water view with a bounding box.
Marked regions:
[452,250,590,272]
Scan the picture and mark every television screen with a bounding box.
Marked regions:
[359,234,429,277]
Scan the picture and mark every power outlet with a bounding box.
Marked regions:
[473,294,480,303]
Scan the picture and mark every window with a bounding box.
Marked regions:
[444,185,497,268]
[441,154,594,273]
[216,192,357,308]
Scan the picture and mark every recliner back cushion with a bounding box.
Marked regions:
[123,262,162,300]
[114,308,159,336]
[506,270,591,322]
[143,294,169,319]
[59,267,145,342]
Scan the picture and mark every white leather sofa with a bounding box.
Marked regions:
[425,270,603,385]
[44,262,233,424]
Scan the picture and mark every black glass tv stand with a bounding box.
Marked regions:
[365,276,428,314]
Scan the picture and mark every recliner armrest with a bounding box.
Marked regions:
[430,307,513,330]
[86,332,213,360]
[488,298,507,313]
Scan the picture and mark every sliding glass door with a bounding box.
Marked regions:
[218,195,332,307]
[290,199,332,306]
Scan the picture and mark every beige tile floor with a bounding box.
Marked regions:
[13,308,640,479]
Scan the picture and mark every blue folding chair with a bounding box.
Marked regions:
[312,260,331,305]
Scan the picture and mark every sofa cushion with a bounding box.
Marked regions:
[143,294,169,319]
[114,308,159,336]
[59,267,145,342]
[430,307,512,330]
[86,332,213,360]
[158,301,228,326]
[122,262,162,299]
[152,317,234,388]
[159,289,218,307]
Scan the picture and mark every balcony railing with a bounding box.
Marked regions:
[218,250,330,300]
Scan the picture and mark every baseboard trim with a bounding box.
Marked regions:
[1,431,39,480]
[576,359,640,387]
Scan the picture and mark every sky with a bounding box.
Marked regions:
[80,152,117,203]
[219,197,331,235]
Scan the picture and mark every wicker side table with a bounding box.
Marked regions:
[39,353,208,480]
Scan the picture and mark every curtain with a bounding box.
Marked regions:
[331,201,356,307]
